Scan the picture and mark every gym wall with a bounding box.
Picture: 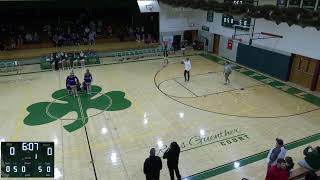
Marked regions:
[237,43,291,81]
[218,36,240,62]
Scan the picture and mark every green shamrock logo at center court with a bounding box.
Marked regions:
[24,85,131,132]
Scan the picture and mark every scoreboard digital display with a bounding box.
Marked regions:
[1,142,54,178]
[224,0,254,5]
[222,14,251,31]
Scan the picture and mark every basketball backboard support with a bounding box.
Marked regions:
[137,0,160,13]
[232,24,283,45]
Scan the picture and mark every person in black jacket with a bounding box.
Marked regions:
[163,142,181,180]
[144,148,162,180]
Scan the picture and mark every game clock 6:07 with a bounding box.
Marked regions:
[1,142,54,178]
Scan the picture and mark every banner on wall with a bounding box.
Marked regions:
[227,39,233,50]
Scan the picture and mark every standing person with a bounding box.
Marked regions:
[144,148,162,180]
[265,158,289,180]
[266,138,287,168]
[163,47,169,66]
[298,146,320,170]
[223,61,232,85]
[89,31,96,45]
[67,71,79,97]
[84,69,93,95]
[181,43,185,56]
[66,76,72,95]
[163,142,181,180]
[181,58,191,82]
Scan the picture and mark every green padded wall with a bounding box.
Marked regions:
[237,43,291,81]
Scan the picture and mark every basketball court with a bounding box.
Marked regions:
[0,53,320,179]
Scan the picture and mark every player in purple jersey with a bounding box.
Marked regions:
[66,77,71,95]
[84,69,93,95]
[67,71,79,97]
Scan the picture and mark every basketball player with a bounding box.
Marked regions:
[182,58,191,82]
[76,79,81,93]
[66,77,71,95]
[181,43,186,56]
[67,71,79,97]
[163,48,169,66]
[223,61,232,85]
[84,69,93,95]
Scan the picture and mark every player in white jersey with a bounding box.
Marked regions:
[181,58,191,82]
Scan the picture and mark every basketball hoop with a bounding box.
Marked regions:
[146,5,154,12]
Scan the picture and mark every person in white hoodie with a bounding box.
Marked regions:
[267,138,287,168]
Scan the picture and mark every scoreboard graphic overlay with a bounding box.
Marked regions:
[1,142,54,178]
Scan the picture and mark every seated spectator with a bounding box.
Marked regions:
[33,32,40,42]
[25,33,33,42]
[267,138,287,168]
[141,26,145,41]
[88,31,96,45]
[53,34,59,47]
[11,37,16,49]
[97,20,103,33]
[265,158,289,180]
[58,34,65,47]
[17,34,23,46]
[298,146,320,171]
[107,25,112,37]
[285,156,294,175]
[85,26,90,36]
[0,42,5,51]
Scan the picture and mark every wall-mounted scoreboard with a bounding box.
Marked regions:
[1,142,54,178]
[224,0,254,5]
[222,14,251,31]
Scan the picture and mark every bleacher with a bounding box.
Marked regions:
[111,46,174,62]
[0,61,19,73]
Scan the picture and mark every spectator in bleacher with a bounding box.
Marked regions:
[298,146,320,171]
[107,25,112,38]
[141,26,145,41]
[10,37,16,49]
[135,27,141,42]
[53,34,59,47]
[97,20,103,33]
[58,34,65,47]
[118,30,125,42]
[265,158,289,180]
[17,34,23,46]
[72,33,80,46]
[128,26,134,41]
[144,148,162,180]
[0,42,5,51]
[90,21,96,32]
[33,32,40,42]
[25,33,33,42]
[88,31,96,45]
[267,138,287,168]
[285,156,294,175]
[85,26,90,36]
